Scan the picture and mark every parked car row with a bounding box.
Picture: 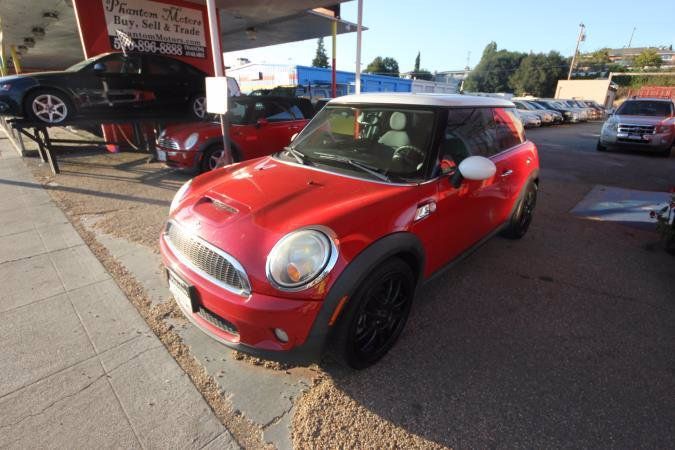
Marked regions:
[511,97,607,127]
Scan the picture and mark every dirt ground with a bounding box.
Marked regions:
[24,132,440,448]
[21,123,675,448]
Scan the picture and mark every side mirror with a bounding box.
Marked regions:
[608,108,615,116]
[93,63,106,74]
[458,156,496,181]
[256,118,268,128]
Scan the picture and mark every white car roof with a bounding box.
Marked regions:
[329,93,514,108]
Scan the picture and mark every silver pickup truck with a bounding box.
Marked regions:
[598,98,674,157]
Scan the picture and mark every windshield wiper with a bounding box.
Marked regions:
[313,152,390,182]
[283,146,313,166]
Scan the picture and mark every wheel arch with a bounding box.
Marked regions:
[299,231,426,359]
[23,85,77,115]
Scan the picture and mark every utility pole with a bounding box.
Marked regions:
[567,22,586,80]
[627,27,636,48]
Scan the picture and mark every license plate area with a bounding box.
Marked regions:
[167,269,197,313]
[157,149,167,161]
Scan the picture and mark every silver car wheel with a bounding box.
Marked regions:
[193,96,206,119]
[32,94,68,124]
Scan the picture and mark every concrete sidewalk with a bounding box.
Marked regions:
[0,139,238,448]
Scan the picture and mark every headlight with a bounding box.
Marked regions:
[170,179,192,214]
[266,228,337,290]
[0,83,11,91]
[184,132,199,150]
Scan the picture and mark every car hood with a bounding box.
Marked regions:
[162,121,220,140]
[171,156,420,294]
[613,115,667,125]
[175,157,413,237]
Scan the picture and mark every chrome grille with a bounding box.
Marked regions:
[164,221,250,296]
[618,124,655,135]
[157,136,180,150]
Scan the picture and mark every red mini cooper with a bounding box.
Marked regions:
[160,93,540,368]
[156,96,314,172]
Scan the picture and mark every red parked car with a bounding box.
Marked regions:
[156,96,314,172]
[160,94,540,368]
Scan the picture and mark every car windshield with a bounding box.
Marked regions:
[616,101,673,117]
[65,56,98,72]
[279,105,437,183]
[528,102,545,110]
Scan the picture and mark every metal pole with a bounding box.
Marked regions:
[205,0,232,165]
[331,19,337,98]
[567,23,585,80]
[355,0,363,94]
[9,45,22,74]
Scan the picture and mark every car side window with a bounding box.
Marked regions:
[439,108,498,171]
[265,102,295,122]
[493,107,524,151]
[145,56,183,76]
[94,54,141,74]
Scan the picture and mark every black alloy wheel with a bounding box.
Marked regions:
[334,258,414,369]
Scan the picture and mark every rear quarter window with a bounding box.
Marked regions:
[493,107,525,151]
[444,108,499,159]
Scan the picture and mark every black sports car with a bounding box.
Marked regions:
[0,52,207,125]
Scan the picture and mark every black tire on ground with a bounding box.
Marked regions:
[24,89,73,124]
[659,147,671,157]
[596,140,607,152]
[200,144,239,173]
[331,257,415,369]
[501,181,538,240]
[189,94,207,120]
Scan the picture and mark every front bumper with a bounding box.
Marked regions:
[157,145,200,171]
[160,233,325,364]
[600,129,674,151]
[0,95,21,116]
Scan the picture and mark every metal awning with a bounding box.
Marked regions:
[0,0,355,70]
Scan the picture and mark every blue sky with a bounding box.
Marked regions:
[224,0,675,72]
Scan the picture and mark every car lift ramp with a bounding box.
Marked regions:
[1,117,179,175]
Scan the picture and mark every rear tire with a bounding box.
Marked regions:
[331,257,415,369]
[501,181,538,239]
[24,89,73,124]
[200,144,239,173]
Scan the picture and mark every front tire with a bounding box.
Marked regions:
[25,89,73,124]
[331,257,415,369]
[596,140,607,152]
[501,181,538,239]
[200,144,239,173]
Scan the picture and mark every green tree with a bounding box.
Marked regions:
[509,51,568,97]
[415,69,433,81]
[579,48,611,72]
[414,51,421,73]
[632,49,663,69]
[365,56,400,77]
[311,37,329,68]
[463,42,525,92]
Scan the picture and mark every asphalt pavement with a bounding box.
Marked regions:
[318,122,675,448]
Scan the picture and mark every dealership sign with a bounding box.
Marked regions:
[102,0,206,58]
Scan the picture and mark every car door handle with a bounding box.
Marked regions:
[501,169,514,177]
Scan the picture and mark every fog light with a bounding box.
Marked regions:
[274,328,289,343]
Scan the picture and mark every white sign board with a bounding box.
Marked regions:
[103,0,206,58]
[206,77,229,115]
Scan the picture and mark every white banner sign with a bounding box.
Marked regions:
[103,0,206,58]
